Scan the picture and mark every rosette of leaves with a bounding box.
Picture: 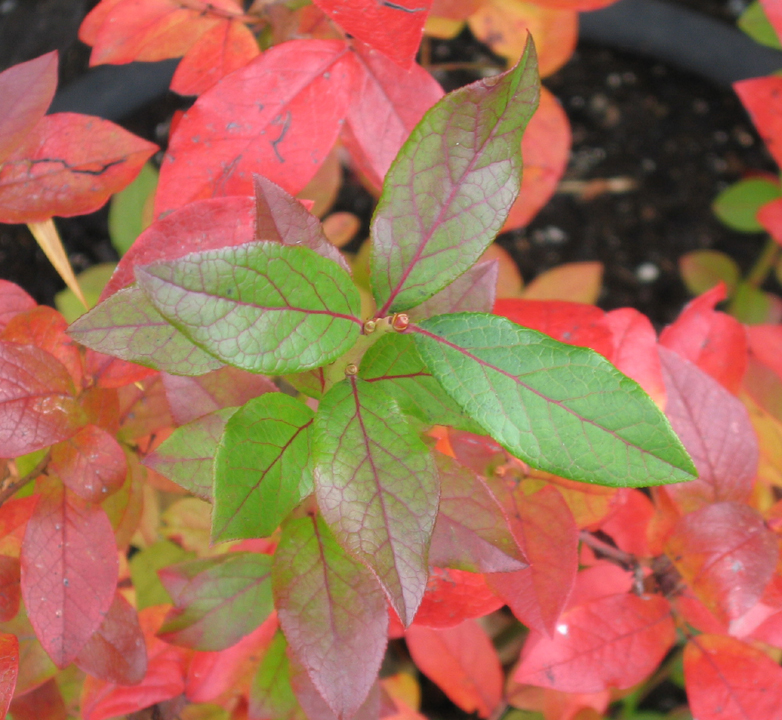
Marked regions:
[70,40,695,719]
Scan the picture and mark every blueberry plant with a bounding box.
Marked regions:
[1,1,782,720]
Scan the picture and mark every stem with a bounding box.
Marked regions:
[745,235,781,289]
[0,452,50,508]
[579,530,635,568]
[427,61,504,73]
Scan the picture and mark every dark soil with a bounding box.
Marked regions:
[1,0,779,328]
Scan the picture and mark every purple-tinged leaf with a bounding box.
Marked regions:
[254,175,349,272]
[370,40,539,314]
[213,394,314,541]
[68,285,224,376]
[136,242,362,374]
[273,515,388,720]
[0,341,85,457]
[658,346,757,513]
[144,408,236,500]
[313,377,440,625]
[429,452,526,573]
[162,366,277,426]
[359,333,480,432]
[407,260,498,322]
[158,552,273,652]
[413,313,696,488]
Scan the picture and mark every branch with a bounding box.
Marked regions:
[579,530,636,569]
[0,452,50,508]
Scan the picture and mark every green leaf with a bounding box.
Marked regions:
[144,408,237,500]
[213,394,314,542]
[413,313,697,488]
[679,250,741,297]
[68,285,224,376]
[108,162,158,256]
[158,552,273,651]
[249,629,306,720]
[712,177,781,232]
[738,1,782,49]
[128,540,196,610]
[370,40,539,314]
[272,515,388,720]
[55,263,117,323]
[729,282,782,324]
[359,332,482,432]
[312,377,440,624]
[136,242,362,374]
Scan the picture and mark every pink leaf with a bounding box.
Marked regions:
[405,620,503,718]
[515,593,676,692]
[0,633,18,716]
[0,280,36,332]
[684,634,782,720]
[21,480,118,668]
[735,75,782,169]
[154,41,357,217]
[0,52,57,164]
[0,342,85,457]
[665,502,777,623]
[659,346,757,512]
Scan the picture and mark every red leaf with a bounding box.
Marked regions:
[0,496,38,539]
[734,75,782,169]
[162,367,277,426]
[448,429,505,476]
[0,52,57,164]
[80,605,189,720]
[343,43,443,190]
[170,19,259,96]
[429,452,526,573]
[0,556,21,622]
[49,424,127,503]
[565,563,633,610]
[405,620,502,718]
[74,593,147,685]
[665,502,777,622]
[0,633,18,716]
[273,515,388,719]
[514,593,675,692]
[154,41,357,217]
[78,0,124,46]
[84,350,156,390]
[0,342,85,457]
[487,484,578,636]
[8,676,65,720]
[603,308,666,407]
[253,175,349,271]
[0,113,157,223]
[86,0,244,65]
[758,196,782,245]
[313,0,432,67]
[684,634,782,720]
[747,324,782,381]
[103,197,255,299]
[117,373,174,441]
[412,568,503,628]
[493,299,614,359]
[502,87,570,230]
[659,284,748,394]
[0,280,36,332]
[659,347,757,512]
[1,306,83,386]
[20,480,118,668]
[599,489,655,557]
[760,0,782,43]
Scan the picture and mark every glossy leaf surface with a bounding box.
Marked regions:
[136,242,362,374]
[74,593,147,685]
[144,408,236,500]
[155,40,357,217]
[665,502,777,622]
[313,377,440,624]
[69,285,224,376]
[0,342,84,457]
[659,346,757,512]
[370,41,539,314]
[213,394,314,541]
[514,593,676,692]
[20,481,118,668]
[158,552,273,651]
[0,113,157,223]
[405,620,502,718]
[0,52,57,164]
[413,313,696,487]
[273,515,388,719]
